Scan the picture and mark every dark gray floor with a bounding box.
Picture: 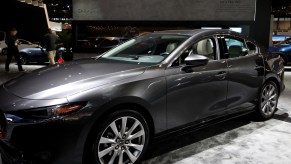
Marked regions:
[0,54,291,164]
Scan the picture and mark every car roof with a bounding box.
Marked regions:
[152,29,259,44]
[153,29,240,36]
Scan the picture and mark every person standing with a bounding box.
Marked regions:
[43,28,58,65]
[5,27,24,72]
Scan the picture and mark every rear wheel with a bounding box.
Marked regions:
[92,110,150,164]
[256,81,279,120]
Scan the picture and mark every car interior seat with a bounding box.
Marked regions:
[196,39,214,59]
[166,42,178,54]
[228,45,243,58]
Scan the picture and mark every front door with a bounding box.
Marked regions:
[166,36,228,129]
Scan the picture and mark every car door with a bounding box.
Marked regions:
[29,48,47,62]
[166,36,228,129]
[218,35,265,112]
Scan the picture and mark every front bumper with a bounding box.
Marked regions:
[0,140,29,164]
[0,86,99,164]
[0,109,92,164]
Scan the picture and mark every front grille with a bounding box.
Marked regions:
[0,111,6,139]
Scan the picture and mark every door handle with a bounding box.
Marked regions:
[215,71,227,80]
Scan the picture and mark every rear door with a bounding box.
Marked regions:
[218,35,265,112]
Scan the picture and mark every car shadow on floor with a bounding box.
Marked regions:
[142,110,289,163]
[273,112,291,123]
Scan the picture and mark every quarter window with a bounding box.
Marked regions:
[246,41,258,55]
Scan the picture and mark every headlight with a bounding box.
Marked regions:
[6,102,87,120]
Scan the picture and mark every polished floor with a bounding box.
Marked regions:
[0,55,291,164]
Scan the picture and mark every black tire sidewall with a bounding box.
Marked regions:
[20,55,28,65]
[2,48,7,55]
[257,81,278,120]
[92,110,150,164]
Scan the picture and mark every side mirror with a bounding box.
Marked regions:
[182,53,209,72]
[185,53,209,67]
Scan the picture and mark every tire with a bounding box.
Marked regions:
[1,48,7,55]
[256,81,279,120]
[92,110,150,164]
[20,56,28,65]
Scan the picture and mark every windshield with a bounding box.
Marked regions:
[100,34,190,64]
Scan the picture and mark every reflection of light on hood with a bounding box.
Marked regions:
[27,80,98,99]
[26,70,143,99]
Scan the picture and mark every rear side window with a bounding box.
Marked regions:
[218,36,250,59]
[224,37,248,58]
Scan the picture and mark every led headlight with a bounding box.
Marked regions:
[7,102,87,120]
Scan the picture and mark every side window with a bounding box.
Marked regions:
[246,41,258,55]
[224,37,248,58]
[171,37,216,67]
[192,38,216,60]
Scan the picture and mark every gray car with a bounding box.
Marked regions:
[0,29,285,164]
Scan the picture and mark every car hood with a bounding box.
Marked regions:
[4,58,147,100]
[269,44,289,52]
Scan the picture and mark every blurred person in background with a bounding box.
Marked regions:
[5,27,25,72]
[42,28,58,65]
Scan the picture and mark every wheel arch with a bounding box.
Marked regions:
[264,76,281,95]
[82,98,155,163]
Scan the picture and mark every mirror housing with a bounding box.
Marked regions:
[184,53,209,67]
[182,53,209,73]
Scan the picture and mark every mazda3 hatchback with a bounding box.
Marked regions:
[0,29,285,164]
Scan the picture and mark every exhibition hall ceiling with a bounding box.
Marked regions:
[37,0,291,19]
[272,0,291,17]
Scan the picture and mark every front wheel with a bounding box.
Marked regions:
[256,81,279,120]
[20,56,28,65]
[92,110,150,164]
[1,48,7,55]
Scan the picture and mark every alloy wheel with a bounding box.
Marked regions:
[1,48,7,55]
[20,56,27,65]
[260,83,278,117]
[97,116,146,164]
